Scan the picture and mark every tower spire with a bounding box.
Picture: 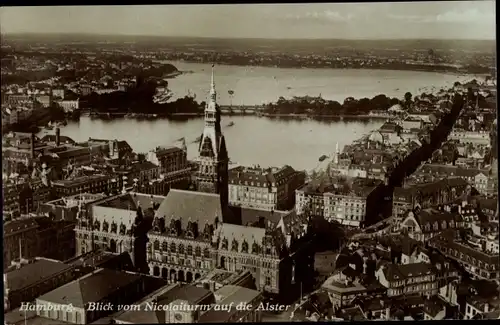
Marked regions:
[211,64,215,93]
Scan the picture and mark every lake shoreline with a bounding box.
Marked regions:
[81,111,390,121]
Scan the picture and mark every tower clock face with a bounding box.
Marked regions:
[174,313,183,321]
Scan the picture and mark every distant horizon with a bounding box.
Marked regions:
[1,31,496,42]
[0,3,496,40]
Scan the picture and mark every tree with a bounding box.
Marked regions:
[404,92,412,103]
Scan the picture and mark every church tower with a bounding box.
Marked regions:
[196,65,229,208]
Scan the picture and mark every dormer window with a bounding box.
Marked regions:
[252,242,260,254]
[241,240,249,253]
[221,238,228,250]
[232,239,239,252]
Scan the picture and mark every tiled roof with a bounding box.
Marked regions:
[412,208,464,232]
[37,268,142,308]
[381,262,435,282]
[155,189,225,231]
[5,259,74,292]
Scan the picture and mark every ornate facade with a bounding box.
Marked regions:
[146,189,314,297]
[195,65,229,208]
[147,189,222,284]
[74,192,164,273]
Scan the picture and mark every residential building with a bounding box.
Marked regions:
[296,178,380,227]
[392,178,470,218]
[56,99,80,112]
[146,145,188,175]
[228,165,305,210]
[51,174,117,197]
[375,262,439,297]
[429,231,500,281]
[322,266,386,308]
[465,295,500,320]
[399,207,464,242]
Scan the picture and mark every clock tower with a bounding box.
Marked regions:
[195,65,229,208]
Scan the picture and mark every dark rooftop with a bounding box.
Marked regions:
[37,268,142,308]
[5,258,74,292]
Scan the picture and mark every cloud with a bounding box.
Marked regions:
[436,8,495,23]
[283,10,354,23]
[388,8,495,24]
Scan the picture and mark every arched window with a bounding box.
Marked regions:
[195,246,201,257]
[178,244,185,254]
[162,241,168,251]
[187,245,193,255]
[153,240,160,250]
[170,242,176,253]
[204,248,210,258]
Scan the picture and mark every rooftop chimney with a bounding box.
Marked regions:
[30,133,35,158]
[55,127,61,146]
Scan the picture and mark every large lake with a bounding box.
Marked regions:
[164,61,470,106]
[52,64,469,170]
[52,116,382,171]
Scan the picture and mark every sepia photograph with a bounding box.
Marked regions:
[1,1,498,323]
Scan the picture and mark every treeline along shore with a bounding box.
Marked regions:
[78,79,418,118]
[367,93,466,222]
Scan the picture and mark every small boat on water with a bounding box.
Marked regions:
[227,121,235,127]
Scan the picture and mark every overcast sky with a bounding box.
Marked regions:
[0,2,496,40]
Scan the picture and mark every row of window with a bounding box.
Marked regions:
[151,241,211,258]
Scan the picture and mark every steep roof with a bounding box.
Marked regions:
[155,189,225,230]
[37,268,142,308]
[217,223,267,252]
